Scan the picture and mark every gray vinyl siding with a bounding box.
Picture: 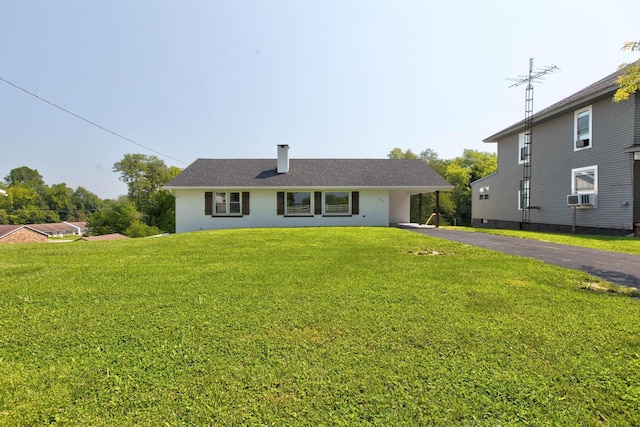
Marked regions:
[473,93,636,233]
[635,92,640,146]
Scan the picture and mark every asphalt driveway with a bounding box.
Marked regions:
[400,226,640,291]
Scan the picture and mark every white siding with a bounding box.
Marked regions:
[389,190,410,225]
[174,189,391,233]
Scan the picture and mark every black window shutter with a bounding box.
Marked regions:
[351,191,359,215]
[242,192,250,215]
[277,192,285,215]
[204,192,213,216]
[314,192,322,215]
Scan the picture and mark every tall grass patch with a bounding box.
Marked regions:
[1,227,639,425]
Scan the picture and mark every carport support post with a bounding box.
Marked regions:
[435,191,440,228]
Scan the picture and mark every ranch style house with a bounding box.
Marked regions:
[165,145,453,233]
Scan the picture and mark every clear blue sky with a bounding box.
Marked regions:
[1,0,638,199]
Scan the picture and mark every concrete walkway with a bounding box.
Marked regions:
[400,226,640,291]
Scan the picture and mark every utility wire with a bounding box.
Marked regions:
[0,76,188,165]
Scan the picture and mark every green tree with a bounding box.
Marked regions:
[614,41,640,102]
[70,186,104,221]
[113,154,172,216]
[124,220,162,238]
[4,166,46,192]
[387,148,418,159]
[87,198,139,236]
[46,183,73,220]
[113,154,179,231]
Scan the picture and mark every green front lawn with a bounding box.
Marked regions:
[1,227,639,425]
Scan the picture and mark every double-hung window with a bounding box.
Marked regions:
[574,106,592,150]
[479,186,490,200]
[324,191,350,214]
[215,191,241,215]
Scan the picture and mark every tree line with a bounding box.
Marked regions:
[388,148,497,226]
[0,154,181,237]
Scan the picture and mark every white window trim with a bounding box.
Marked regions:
[323,191,351,215]
[518,132,530,165]
[213,191,242,216]
[285,191,313,216]
[478,186,490,201]
[574,105,592,151]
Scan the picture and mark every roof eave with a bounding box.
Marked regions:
[483,85,618,143]
[164,185,454,192]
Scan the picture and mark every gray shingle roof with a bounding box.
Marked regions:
[166,158,453,190]
[484,62,635,142]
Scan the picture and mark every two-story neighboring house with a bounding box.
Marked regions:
[471,64,640,236]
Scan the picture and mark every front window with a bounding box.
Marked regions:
[286,192,311,215]
[574,106,592,150]
[215,191,241,215]
[325,191,350,214]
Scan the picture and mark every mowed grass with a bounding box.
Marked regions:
[456,227,640,256]
[1,227,639,426]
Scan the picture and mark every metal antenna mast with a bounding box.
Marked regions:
[507,58,559,229]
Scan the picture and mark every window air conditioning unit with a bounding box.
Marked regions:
[575,138,590,148]
[579,193,595,206]
[567,193,596,207]
[567,195,580,206]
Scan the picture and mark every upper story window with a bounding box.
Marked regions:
[286,192,312,215]
[324,191,350,214]
[518,132,530,164]
[574,106,592,151]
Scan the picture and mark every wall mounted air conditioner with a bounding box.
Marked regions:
[579,192,595,206]
[567,193,596,207]
[567,195,580,206]
[575,138,590,148]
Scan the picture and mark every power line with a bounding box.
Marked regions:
[0,76,188,165]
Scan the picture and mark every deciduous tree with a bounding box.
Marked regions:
[614,40,640,102]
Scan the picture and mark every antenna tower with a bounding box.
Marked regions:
[507,58,559,229]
